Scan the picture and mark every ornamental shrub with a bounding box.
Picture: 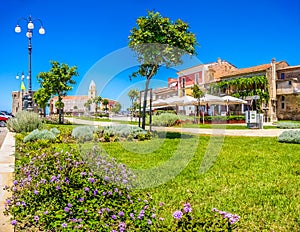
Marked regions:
[23,128,60,143]
[71,126,98,142]
[276,122,300,129]
[6,111,42,133]
[4,146,160,231]
[152,113,180,127]
[278,130,300,144]
[102,125,148,140]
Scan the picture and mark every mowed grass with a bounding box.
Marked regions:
[95,133,300,231]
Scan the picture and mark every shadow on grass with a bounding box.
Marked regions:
[156,131,194,139]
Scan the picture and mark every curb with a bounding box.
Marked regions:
[0,131,15,232]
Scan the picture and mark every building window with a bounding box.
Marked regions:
[195,73,199,85]
[182,77,186,96]
[281,96,285,110]
[281,73,285,80]
[288,80,292,86]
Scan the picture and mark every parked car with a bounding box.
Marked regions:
[0,115,8,127]
[0,111,14,117]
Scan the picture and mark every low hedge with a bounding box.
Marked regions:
[278,130,300,144]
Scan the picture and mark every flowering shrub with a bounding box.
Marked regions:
[4,146,160,231]
[278,130,300,144]
[23,128,60,143]
[6,111,42,133]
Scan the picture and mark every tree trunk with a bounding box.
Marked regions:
[142,78,150,130]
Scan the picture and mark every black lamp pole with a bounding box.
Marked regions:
[15,15,45,111]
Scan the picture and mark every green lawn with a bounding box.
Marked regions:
[91,133,300,231]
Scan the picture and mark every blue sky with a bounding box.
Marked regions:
[0,0,299,111]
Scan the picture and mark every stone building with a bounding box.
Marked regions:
[147,58,300,121]
[11,91,38,115]
[49,80,118,115]
[276,65,300,120]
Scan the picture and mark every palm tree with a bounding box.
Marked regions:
[102,99,109,113]
[191,84,205,123]
[93,96,102,113]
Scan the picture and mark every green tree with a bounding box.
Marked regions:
[191,84,205,123]
[84,98,93,112]
[128,89,139,121]
[93,96,102,113]
[111,102,121,114]
[37,61,78,124]
[102,99,109,113]
[33,88,51,117]
[129,11,197,129]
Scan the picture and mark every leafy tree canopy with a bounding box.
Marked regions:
[129,11,198,129]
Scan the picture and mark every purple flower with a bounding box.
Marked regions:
[6,199,11,204]
[159,202,164,206]
[56,185,61,190]
[13,180,18,185]
[88,178,95,183]
[34,215,39,222]
[64,207,70,212]
[21,201,26,207]
[184,203,192,213]
[173,210,183,220]
[34,190,39,195]
[80,172,86,177]
[112,215,117,220]
[40,179,47,184]
[84,187,90,192]
[16,202,20,206]
[11,220,17,225]
[104,176,109,181]
[50,176,56,182]
[93,189,98,196]
[159,217,164,221]
[147,219,152,224]
[152,213,156,218]
[79,197,84,202]
[62,222,67,228]
[118,211,124,217]
[44,211,48,215]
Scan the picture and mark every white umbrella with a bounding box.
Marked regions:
[151,98,169,107]
[222,95,247,113]
[222,96,247,105]
[166,95,197,106]
[200,94,224,105]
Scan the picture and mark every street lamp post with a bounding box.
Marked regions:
[15,15,45,111]
[16,72,27,110]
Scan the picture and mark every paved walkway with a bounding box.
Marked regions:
[68,117,287,137]
[0,128,14,232]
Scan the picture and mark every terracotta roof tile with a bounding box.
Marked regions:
[216,63,271,79]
